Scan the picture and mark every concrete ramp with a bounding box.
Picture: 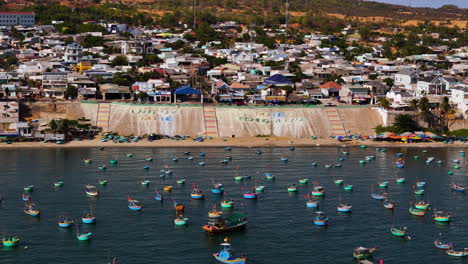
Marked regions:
[96,103,111,132]
[326,107,347,137]
[203,106,219,137]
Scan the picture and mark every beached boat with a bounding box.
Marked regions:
[371,193,386,200]
[353,247,375,260]
[311,185,325,196]
[191,187,204,199]
[451,183,466,192]
[23,185,34,191]
[24,200,40,216]
[434,240,452,250]
[287,184,298,192]
[85,185,99,197]
[2,236,19,247]
[337,204,352,212]
[213,237,246,264]
[163,185,173,192]
[390,227,407,237]
[127,195,142,211]
[415,201,430,210]
[313,211,328,226]
[409,207,426,216]
[434,211,451,222]
[174,216,189,226]
[395,158,405,168]
[212,183,225,194]
[202,213,248,233]
[174,201,185,212]
[58,215,74,228]
[446,248,468,257]
[396,177,406,183]
[221,200,234,208]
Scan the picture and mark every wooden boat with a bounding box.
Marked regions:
[371,193,386,200]
[174,201,185,212]
[415,201,430,210]
[212,183,225,194]
[23,185,34,191]
[145,157,153,161]
[82,202,96,224]
[395,158,405,168]
[287,184,297,192]
[2,236,19,247]
[255,185,265,192]
[154,192,163,201]
[396,178,406,183]
[22,192,30,201]
[378,181,389,188]
[126,153,133,157]
[409,207,426,216]
[98,165,106,170]
[434,240,452,250]
[414,189,425,195]
[299,179,308,184]
[306,199,319,208]
[98,179,108,185]
[311,185,325,196]
[85,185,99,197]
[383,200,395,209]
[141,180,151,186]
[390,227,407,237]
[446,248,468,257]
[58,215,74,228]
[344,185,353,191]
[280,158,288,162]
[191,187,204,199]
[163,186,173,192]
[434,211,451,222]
[127,195,142,211]
[337,204,352,212]
[203,213,248,233]
[221,200,234,208]
[243,190,257,199]
[83,159,92,164]
[313,211,328,226]
[451,183,466,192]
[54,181,64,187]
[234,175,243,181]
[208,205,223,218]
[353,247,375,260]
[265,172,275,180]
[334,179,344,185]
[213,237,246,264]
[24,199,40,216]
[416,181,426,187]
[174,216,189,226]
[109,159,118,164]
[176,179,186,184]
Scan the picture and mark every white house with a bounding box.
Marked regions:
[416,75,459,95]
[450,86,468,118]
[394,69,419,90]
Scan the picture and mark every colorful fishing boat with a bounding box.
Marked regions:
[434,211,451,222]
[378,181,389,187]
[353,247,375,260]
[83,159,92,164]
[265,172,275,180]
[436,160,443,164]
[23,185,34,191]
[409,207,426,216]
[2,236,19,247]
[82,202,96,224]
[24,199,40,216]
[415,201,430,210]
[163,185,173,192]
[313,211,328,226]
[299,178,308,184]
[141,180,151,186]
[255,185,265,192]
[414,189,425,195]
[221,200,234,208]
[451,183,466,192]
[154,191,163,201]
[395,158,405,168]
[212,183,225,194]
[383,199,395,209]
[174,201,185,212]
[76,230,92,241]
[174,216,189,226]
[416,181,426,187]
[434,240,452,250]
[243,189,257,199]
[287,184,298,192]
[127,195,142,211]
[98,179,108,185]
[109,159,118,165]
[344,185,353,191]
[446,248,468,257]
[202,213,248,233]
[306,199,319,208]
[145,157,153,161]
[311,185,325,196]
[58,215,74,228]
[337,204,352,212]
[371,193,386,200]
[22,192,30,201]
[191,187,204,199]
[234,175,243,181]
[98,165,106,170]
[176,179,186,184]
[390,227,407,237]
[213,237,246,264]
[334,179,344,185]
[208,205,223,218]
[85,184,99,197]
[54,181,64,187]
[396,177,406,183]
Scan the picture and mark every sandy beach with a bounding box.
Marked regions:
[0,137,466,149]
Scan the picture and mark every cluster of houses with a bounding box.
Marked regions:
[0,11,467,136]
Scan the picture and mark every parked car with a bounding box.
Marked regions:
[325,103,336,107]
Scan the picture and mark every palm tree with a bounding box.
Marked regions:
[378,97,390,109]
[409,99,419,111]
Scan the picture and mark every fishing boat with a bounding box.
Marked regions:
[337,204,352,212]
[176,179,186,184]
[437,160,443,164]
[225,147,232,151]
[378,181,389,188]
[342,151,349,155]
[395,158,405,168]
[334,164,342,168]
[213,237,246,264]
[359,160,366,165]
[416,182,426,187]
[24,198,40,216]
[83,159,92,164]
[85,185,99,197]
[434,211,451,222]
[145,157,153,161]
[390,227,407,237]
[451,183,466,192]
[22,192,30,201]
[396,177,406,183]
[422,149,428,153]
[154,192,163,201]
[172,157,178,162]
[23,185,34,191]
[333,179,344,185]
[255,185,265,192]
[174,216,189,226]
[383,199,395,209]
[126,153,133,157]
[76,229,92,241]
[198,161,206,166]
[234,175,243,181]
[199,152,206,156]
[2,236,19,247]
[280,158,288,162]
[221,200,234,208]
[324,164,332,168]
[434,240,452,250]
[127,195,142,211]
[311,162,317,166]
[265,172,275,180]
[371,193,386,200]
[191,187,204,199]
[54,181,64,187]
[313,211,328,226]
[58,215,74,228]
[414,189,425,195]
[287,184,298,192]
[98,165,106,170]
[98,179,108,186]
[98,146,104,150]
[256,150,262,154]
[415,201,430,210]
[306,199,319,208]
[311,185,325,196]
[413,155,420,160]
[353,247,375,260]
[174,201,185,212]
[426,157,435,163]
[187,156,193,160]
[109,159,118,165]
[461,151,466,156]
[82,202,96,224]
[141,180,151,186]
[344,185,353,191]
[143,166,150,170]
[299,179,308,184]
[208,205,223,218]
[409,207,426,216]
[446,248,468,257]
[243,189,257,199]
[184,151,191,155]
[163,186,173,192]
[202,213,248,233]
[212,183,225,194]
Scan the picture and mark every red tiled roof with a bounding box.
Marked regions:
[319,81,342,89]
[230,81,249,89]
[0,12,34,15]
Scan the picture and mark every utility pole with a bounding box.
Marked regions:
[193,0,196,29]
[284,0,289,71]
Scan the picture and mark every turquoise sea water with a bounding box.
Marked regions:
[0,147,466,263]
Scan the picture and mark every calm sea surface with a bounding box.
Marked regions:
[0,146,467,264]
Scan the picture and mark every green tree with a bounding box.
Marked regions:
[111,55,129,67]
[383,78,394,87]
[378,97,390,108]
[393,114,420,133]
[57,119,70,134]
[66,85,78,99]
[49,119,58,132]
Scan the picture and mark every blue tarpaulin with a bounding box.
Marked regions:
[264,74,292,85]
[175,86,201,95]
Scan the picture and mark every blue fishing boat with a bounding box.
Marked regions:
[313,211,328,226]
[23,185,34,191]
[199,152,206,156]
[306,199,319,208]
[416,181,426,187]
[143,166,150,170]
[434,240,452,250]
[191,187,204,199]
[213,237,246,264]
[371,193,386,200]
[82,202,96,224]
[154,191,163,201]
[127,195,142,211]
[395,158,405,168]
[212,183,225,194]
[22,192,30,201]
[24,200,40,216]
[243,188,257,199]
[265,172,275,180]
[337,204,352,212]
[58,215,74,228]
[451,183,466,192]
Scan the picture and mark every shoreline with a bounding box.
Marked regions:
[0,137,466,149]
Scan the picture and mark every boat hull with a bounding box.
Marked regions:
[203,222,247,233]
[191,194,204,199]
[128,205,142,211]
[213,254,246,264]
[313,219,328,226]
[58,222,73,228]
[243,194,257,199]
[82,217,96,224]
[24,210,40,216]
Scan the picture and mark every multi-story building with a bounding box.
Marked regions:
[63,42,83,64]
[0,12,35,27]
[42,72,68,99]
